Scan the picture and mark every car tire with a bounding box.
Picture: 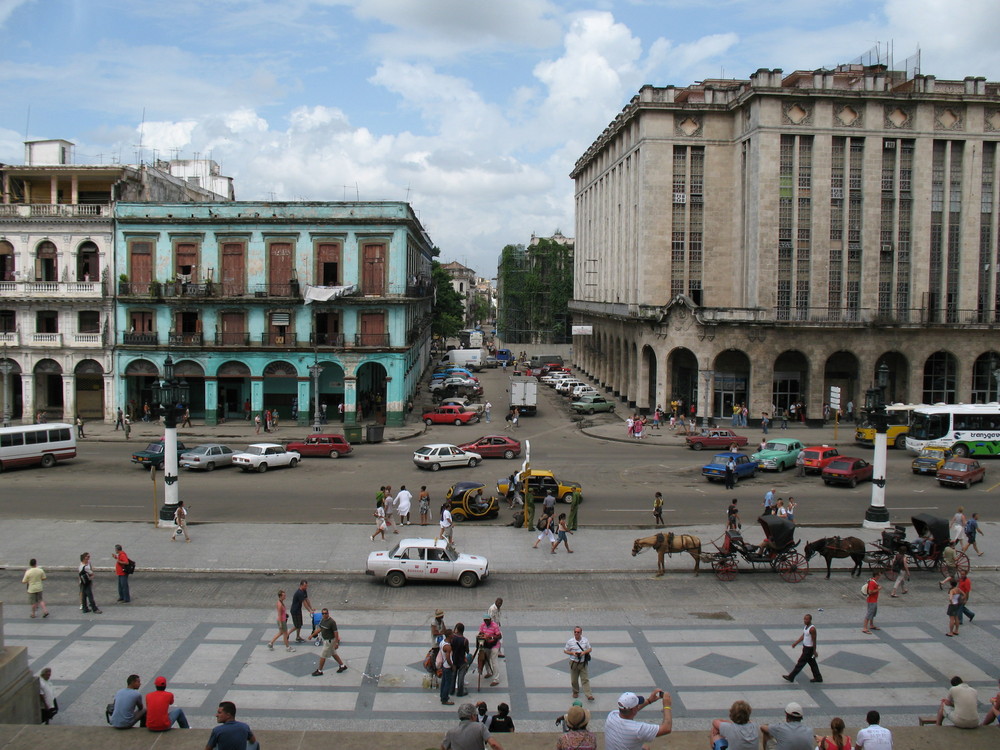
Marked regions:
[430,463,441,472]
[329,450,340,459]
[608,404,615,412]
[454,419,463,426]
[385,571,406,588]
[823,479,831,485]
[749,469,756,479]
[849,478,857,488]
[452,510,467,521]
[240,467,249,473]
[691,442,703,451]
[503,449,515,459]
[257,463,268,473]
[953,444,970,458]
[289,458,298,468]
[206,462,215,472]
[468,458,479,467]
[458,571,479,589]
[587,408,595,415]
[40,454,56,469]
[425,418,434,426]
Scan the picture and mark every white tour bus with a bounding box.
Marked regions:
[0,423,77,472]
[905,403,1000,457]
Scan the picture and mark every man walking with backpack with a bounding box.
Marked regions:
[113,544,133,603]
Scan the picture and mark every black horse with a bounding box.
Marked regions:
[804,536,866,578]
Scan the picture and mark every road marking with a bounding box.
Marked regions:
[604,508,673,513]
[81,504,143,508]
[892,506,940,510]
[986,480,1000,492]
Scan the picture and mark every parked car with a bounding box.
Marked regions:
[702,452,757,482]
[543,373,574,387]
[496,469,583,503]
[457,435,522,460]
[937,458,986,488]
[445,481,500,520]
[752,438,805,472]
[821,457,873,487]
[555,379,585,395]
[422,405,481,425]
[431,367,477,379]
[571,384,598,399]
[571,395,616,414]
[911,444,952,475]
[484,356,499,368]
[800,445,841,474]
[232,443,300,473]
[284,434,353,459]
[365,537,489,588]
[131,439,188,470]
[429,377,483,396]
[685,428,749,451]
[179,443,235,471]
[412,443,482,471]
[438,397,485,415]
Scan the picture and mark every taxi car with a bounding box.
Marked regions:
[685,428,749,451]
[800,445,841,474]
[179,443,235,471]
[911,444,951,475]
[821,457,873,487]
[284,434,352,458]
[366,537,488,588]
[412,443,482,471]
[457,435,521,460]
[422,405,481,426]
[571,394,616,414]
[439,397,485,415]
[445,481,500,521]
[496,469,582,503]
[232,443,300,473]
[937,458,986,489]
[751,438,804,471]
[702,452,757,483]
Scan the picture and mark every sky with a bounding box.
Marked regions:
[1,0,999,278]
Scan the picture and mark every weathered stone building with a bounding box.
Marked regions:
[569,65,1000,422]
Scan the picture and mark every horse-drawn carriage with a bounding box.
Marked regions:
[703,515,809,582]
[804,514,971,579]
[866,514,970,578]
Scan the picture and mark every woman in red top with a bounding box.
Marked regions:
[267,590,295,652]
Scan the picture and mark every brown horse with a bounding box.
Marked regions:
[804,536,866,578]
[631,532,702,576]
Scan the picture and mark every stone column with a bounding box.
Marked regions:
[0,601,41,724]
[61,373,76,423]
[204,377,218,425]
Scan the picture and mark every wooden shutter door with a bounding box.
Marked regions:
[221,243,245,295]
[268,242,293,294]
[360,312,385,347]
[362,244,385,295]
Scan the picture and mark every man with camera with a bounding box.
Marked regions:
[605,689,673,750]
[563,626,595,701]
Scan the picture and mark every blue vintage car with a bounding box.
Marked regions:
[702,452,757,483]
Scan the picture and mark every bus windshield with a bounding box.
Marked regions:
[909,412,948,441]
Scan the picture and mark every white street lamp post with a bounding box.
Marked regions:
[863,363,891,529]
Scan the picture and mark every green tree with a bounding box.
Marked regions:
[497,238,573,343]
[431,261,464,339]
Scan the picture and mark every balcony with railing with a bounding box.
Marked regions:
[309,332,346,348]
[216,331,251,347]
[0,203,112,220]
[354,332,391,348]
[261,332,297,346]
[122,332,159,346]
[253,283,300,298]
[74,332,102,345]
[0,280,104,298]
[0,331,19,345]
[30,332,63,346]
[168,332,204,346]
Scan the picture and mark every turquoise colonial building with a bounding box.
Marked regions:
[113,202,434,426]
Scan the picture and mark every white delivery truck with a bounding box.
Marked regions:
[439,348,486,371]
[509,376,538,416]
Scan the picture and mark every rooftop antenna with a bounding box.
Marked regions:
[355,182,360,201]
[134,107,146,165]
[405,183,412,202]
[23,105,30,144]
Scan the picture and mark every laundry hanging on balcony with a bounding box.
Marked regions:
[302,284,358,304]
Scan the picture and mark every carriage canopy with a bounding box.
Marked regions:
[912,514,950,544]
[758,515,797,551]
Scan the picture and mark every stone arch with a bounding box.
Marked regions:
[124,358,160,419]
[35,240,58,282]
[74,358,105,419]
[173,359,206,417]
[641,344,658,413]
[970,351,1000,403]
[0,239,14,281]
[32,358,64,418]
[262,360,299,415]
[772,350,810,418]
[667,346,698,415]
[0,355,23,419]
[712,350,752,421]
[76,240,99,282]
[824,350,860,417]
[216,361,252,421]
[313,359,347,419]
[873,352,909,405]
[921,351,957,404]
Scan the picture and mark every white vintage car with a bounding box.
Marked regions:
[366,538,489,588]
[231,443,300,473]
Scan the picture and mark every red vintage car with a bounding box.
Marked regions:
[685,428,749,451]
[801,445,841,474]
[284,434,353,458]
[457,435,522,460]
[937,458,986,488]
[821,457,873,487]
[422,405,481,426]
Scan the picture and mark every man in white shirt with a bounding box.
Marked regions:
[856,709,893,749]
[395,486,413,525]
[563,626,594,701]
[484,401,492,423]
[605,690,673,750]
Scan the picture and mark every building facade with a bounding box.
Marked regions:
[0,140,229,422]
[570,65,1000,421]
[114,201,434,427]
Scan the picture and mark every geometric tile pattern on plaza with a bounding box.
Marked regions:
[6,611,998,732]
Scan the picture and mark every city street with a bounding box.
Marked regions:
[0,365,991,526]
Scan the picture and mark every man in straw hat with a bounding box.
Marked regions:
[556,703,596,750]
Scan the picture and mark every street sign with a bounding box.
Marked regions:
[829,385,841,409]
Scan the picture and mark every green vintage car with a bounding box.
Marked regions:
[571,394,616,414]
[751,438,804,472]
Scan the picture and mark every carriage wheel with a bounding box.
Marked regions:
[712,558,738,581]
[777,553,808,583]
[913,555,937,570]
[882,566,898,582]
[954,551,971,575]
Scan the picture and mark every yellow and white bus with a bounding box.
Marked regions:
[0,423,77,473]
[906,403,1000,457]
[854,403,927,449]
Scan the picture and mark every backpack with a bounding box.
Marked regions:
[79,566,90,587]
[861,582,870,597]
[123,557,136,575]
[964,519,976,535]
[536,516,547,532]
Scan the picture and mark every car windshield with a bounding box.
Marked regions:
[762,442,783,451]
[187,446,211,455]
[942,461,968,472]
[919,448,943,458]
[711,454,730,464]
[827,460,853,470]
[414,447,435,456]
[144,444,164,454]
[387,543,402,557]
[244,446,266,456]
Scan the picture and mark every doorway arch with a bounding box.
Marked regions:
[356,361,388,423]
[74,359,105,419]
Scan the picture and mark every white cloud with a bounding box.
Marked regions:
[0,0,33,26]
